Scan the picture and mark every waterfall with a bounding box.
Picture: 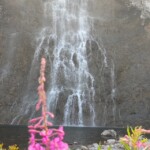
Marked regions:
[49,0,95,126]
[11,0,109,126]
[2,0,150,128]
[111,60,116,124]
[31,0,96,126]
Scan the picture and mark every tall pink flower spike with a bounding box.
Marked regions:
[28,57,68,150]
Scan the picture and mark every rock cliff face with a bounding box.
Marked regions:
[0,0,150,127]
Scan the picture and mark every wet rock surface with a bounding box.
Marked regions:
[0,126,149,149]
[0,126,126,149]
[69,140,124,150]
[69,129,122,150]
[0,0,150,127]
[70,139,150,150]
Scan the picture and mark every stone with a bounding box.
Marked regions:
[80,145,88,150]
[101,130,117,139]
[92,143,99,149]
[107,139,116,144]
[69,138,150,150]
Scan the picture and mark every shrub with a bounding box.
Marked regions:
[0,144,19,150]
[120,126,150,150]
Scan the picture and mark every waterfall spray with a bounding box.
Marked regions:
[11,0,108,126]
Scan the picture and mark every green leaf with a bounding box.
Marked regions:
[120,141,131,150]
[127,126,131,137]
[130,126,134,135]
[141,138,148,143]
[107,146,112,150]
[97,144,102,150]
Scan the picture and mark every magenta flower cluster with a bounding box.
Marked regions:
[28,57,69,150]
[28,126,68,150]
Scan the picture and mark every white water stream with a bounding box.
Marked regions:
[44,0,95,125]
[11,0,108,126]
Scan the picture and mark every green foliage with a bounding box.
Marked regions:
[97,144,102,150]
[97,144,112,150]
[8,145,19,150]
[119,126,150,150]
[120,140,131,150]
[107,145,112,150]
[0,144,5,150]
[0,144,19,150]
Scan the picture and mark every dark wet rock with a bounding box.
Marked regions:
[70,140,124,150]
[70,139,150,150]
[101,130,117,140]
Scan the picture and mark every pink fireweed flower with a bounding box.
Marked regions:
[29,133,36,146]
[57,126,65,140]
[34,119,44,128]
[141,129,150,134]
[28,143,45,150]
[120,135,130,144]
[28,129,39,134]
[136,141,145,148]
[50,137,69,150]
[46,122,53,126]
[46,112,55,118]
[36,100,42,111]
[40,129,53,137]
[29,117,42,124]
[28,57,68,150]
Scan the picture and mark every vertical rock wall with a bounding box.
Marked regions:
[0,0,150,127]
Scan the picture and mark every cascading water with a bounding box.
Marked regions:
[45,0,95,126]
[2,0,150,128]
[11,0,108,126]
[111,60,116,124]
